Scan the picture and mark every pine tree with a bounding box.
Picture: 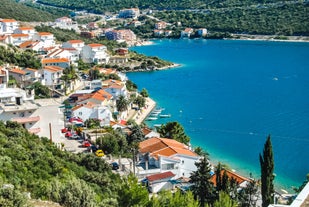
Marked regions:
[190,155,215,207]
[259,135,275,207]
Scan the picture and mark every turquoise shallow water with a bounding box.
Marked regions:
[128,39,309,192]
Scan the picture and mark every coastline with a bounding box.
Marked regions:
[225,34,309,43]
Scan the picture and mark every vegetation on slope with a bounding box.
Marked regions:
[154,3,309,36]
[0,45,41,69]
[33,0,303,12]
[0,0,57,22]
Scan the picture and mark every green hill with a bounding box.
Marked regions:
[31,0,308,36]
[0,0,57,22]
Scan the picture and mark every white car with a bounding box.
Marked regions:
[70,134,80,139]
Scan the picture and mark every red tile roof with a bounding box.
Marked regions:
[11,34,29,38]
[9,68,26,75]
[18,27,34,31]
[139,137,197,159]
[38,32,53,36]
[42,58,69,64]
[147,171,175,182]
[210,169,250,187]
[43,66,63,72]
[1,19,17,23]
[88,43,104,48]
[68,39,84,44]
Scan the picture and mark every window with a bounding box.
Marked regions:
[162,163,174,170]
[182,160,184,164]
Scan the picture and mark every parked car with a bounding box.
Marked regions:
[95,149,104,157]
[88,145,98,153]
[82,140,91,147]
[70,134,80,140]
[61,128,68,133]
[111,162,119,170]
[65,131,72,137]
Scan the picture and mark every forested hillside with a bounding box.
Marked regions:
[0,0,58,22]
[34,0,304,12]
[28,0,308,36]
[0,121,198,207]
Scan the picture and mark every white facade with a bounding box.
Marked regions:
[42,66,63,87]
[0,19,19,34]
[72,104,112,127]
[14,27,36,38]
[32,32,55,47]
[8,34,30,46]
[80,44,109,64]
[0,86,39,133]
[62,40,85,54]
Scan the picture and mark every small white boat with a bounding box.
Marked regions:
[147,117,158,121]
[154,124,162,127]
[160,114,171,118]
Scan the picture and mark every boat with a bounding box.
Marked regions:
[160,114,171,118]
[147,117,158,121]
[154,124,162,127]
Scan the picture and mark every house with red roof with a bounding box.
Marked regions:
[0,19,19,34]
[80,43,109,64]
[76,89,114,106]
[138,137,200,178]
[8,33,30,46]
[102,79,127,99]
[14,27,36,38]
[71,101,113,127]
[8,67,26,87]
[19,40,44,52]
[41,66,63,88]
[41,57,70,69]
[210,169,251,190]
[32,32,55,47]
[145,171,176,193]
[181,28,194,38]
[62,39,85,54]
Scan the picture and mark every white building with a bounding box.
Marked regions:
[32,32,55,47]
[14,27,36,39]
[102,79,127,99]
[62,39,85,54]
[19,40,45,52]
[72,102,113,127]
[41,66,63,89]
[145,171,176,193]
[8,33,30,46]
[0,19,19,34]
[197,28,207,37]
[80,43,109,64]
[181,28,194,38]
[0,85,40,134]
[138,137,200,179]
[41,58,70,69]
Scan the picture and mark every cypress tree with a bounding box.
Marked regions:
[190,155,215,207]
[259,135,275,207]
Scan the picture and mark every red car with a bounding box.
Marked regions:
[61,128,68,133]
[82,141,91,147]
[65,131,72,137]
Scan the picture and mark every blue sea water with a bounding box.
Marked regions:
[127,39,309,191]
